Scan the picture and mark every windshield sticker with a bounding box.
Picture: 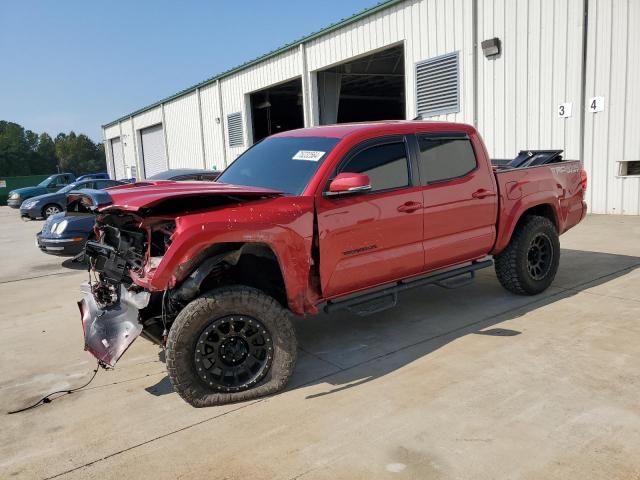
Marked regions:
[292,150,326,162]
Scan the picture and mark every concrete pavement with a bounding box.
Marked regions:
[1,207,639,479]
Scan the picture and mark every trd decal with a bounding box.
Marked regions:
[342,244,378,256]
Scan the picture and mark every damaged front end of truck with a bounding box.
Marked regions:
[77,209,171,366]
[69,182,289,368]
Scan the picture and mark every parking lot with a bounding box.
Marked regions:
[0,206,639,479]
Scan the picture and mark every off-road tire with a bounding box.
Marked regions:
[494,215,560,295]
[166,285,297,407]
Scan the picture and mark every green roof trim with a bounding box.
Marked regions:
[102,0,403,129]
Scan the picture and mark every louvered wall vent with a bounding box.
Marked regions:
[227,112,244,147]
[416,52,460,118]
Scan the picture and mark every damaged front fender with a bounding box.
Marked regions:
[78,284,150,367]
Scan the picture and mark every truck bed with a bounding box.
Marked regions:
[492,159,586,254]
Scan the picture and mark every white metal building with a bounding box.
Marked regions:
[103,0,640,215]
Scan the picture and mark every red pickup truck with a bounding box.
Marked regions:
[73,121,587,407]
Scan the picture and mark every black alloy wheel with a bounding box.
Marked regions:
[166,285,297,407]
[526,232,553,280]
[194,315,273,392]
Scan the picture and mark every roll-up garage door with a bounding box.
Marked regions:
[110,137,125,180]
[140,124,167,178]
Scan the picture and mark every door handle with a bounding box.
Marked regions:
[471,189,497,199]
[397,201,422,213]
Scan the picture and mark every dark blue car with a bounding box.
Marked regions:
[20,179,124,219]
[76,172,109,182]
[36,212,96,256]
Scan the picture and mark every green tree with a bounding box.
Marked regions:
[35,133,58,173]
[0,121,30,176]
[0,121,105,177]
[54,132,106,175]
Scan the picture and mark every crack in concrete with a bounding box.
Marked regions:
[43,399,265,480]
[0,271,80,285]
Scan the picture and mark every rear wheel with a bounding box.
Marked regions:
[494,215,560,295]
[43,204,62,218]
[166,286,297,407]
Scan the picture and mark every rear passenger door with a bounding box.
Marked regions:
[415,133,497,271]
[316,136,424,298]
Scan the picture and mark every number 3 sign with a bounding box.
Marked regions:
[558,103,573,118]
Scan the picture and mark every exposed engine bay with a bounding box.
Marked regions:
[85,212,174,301]
[81,208,286,366]
[80,212,179,365]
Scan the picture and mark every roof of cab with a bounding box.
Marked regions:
[272,120,477,139]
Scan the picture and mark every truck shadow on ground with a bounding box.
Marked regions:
[145,248,640,399]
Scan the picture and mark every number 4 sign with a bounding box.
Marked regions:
[588,96,605,113]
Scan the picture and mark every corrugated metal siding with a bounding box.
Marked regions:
[476,0,585,162]
[305,0,474,124]
[199,82,225,170]
[104,125,120,140]
[110,137,125,180]
[583,0,640,215]
[119,119,137,176]
[132,107,162,131]
[220,48,301,162]
[163,91,203,169]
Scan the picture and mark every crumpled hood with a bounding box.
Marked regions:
[67,180,283,213]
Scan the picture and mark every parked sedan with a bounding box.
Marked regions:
[20,179,125,219]
[36,169,220,258]
[7,173,75,208]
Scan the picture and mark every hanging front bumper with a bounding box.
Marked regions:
[77,283,150,367]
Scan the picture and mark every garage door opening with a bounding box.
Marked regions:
[140,123,167,178]
[250,78,304,143]
[317,44,405,125]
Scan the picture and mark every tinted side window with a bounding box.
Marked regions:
[201,173,219,181]
[417,136,477,184]
[174,175,197,181]
[339,142,409,192]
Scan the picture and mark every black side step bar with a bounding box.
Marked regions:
[324,259,493,315]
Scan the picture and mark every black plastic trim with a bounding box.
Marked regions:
[323,259,493,313]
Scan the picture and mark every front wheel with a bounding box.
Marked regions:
[166,286,297,407]
[43,204,62,218]
[494,215,560,295]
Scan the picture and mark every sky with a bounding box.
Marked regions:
[0,0,379,142]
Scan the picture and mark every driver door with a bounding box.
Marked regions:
[316,136,424,298]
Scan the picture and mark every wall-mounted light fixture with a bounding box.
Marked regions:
[215,117,221,124]
[481,37,501,58]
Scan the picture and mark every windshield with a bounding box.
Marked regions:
[216,136,340,195]
[59,182,82,193]
[37,175,56,187]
